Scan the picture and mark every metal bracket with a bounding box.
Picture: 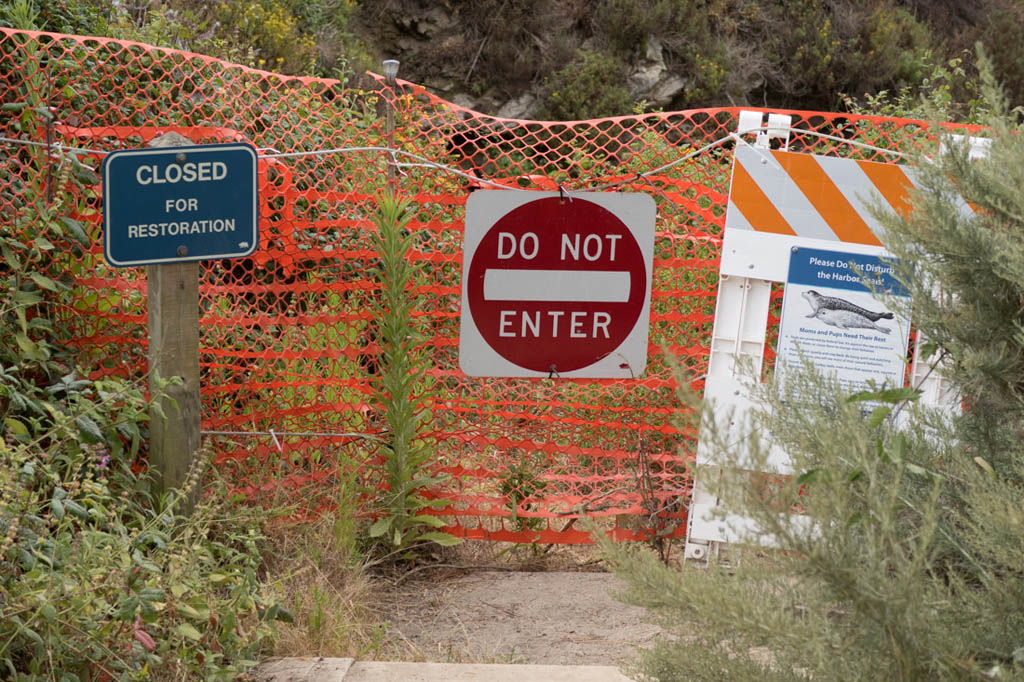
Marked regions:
[737,110,792,150]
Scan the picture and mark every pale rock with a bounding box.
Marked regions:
[626,35,688,107]
[396,7,457,39]
[649,74,687,106]
[449,93,480,111]
[496,93,538,120]
[627,35,667,98]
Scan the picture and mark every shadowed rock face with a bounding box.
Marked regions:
[353,0,1009,119]
[362,3,687,118]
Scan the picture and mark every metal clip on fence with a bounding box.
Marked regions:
[43,107,56,203]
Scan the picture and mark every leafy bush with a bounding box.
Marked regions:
[0,444,285,680]
[539,49,632,120]
[601,63,1024,681]
[850,5,933,87]
[0,151,284,679]
[2,0,114,35]
[593,0,678,54]
[977,3,1024,114]
[212,0,318,74]
[592,0,728,107]
[841,52,990,125]
[0,20,288,678]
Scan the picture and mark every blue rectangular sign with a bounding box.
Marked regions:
[102,142,258,267]
[776,246,912,396]
[786,247,907,297]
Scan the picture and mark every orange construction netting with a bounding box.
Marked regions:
[0,28,953,543]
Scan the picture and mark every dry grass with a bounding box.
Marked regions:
[254,495,676,665]
[260,517,391,659]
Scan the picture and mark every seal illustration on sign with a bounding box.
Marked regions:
[811,308,891,333]
[801,290,894,322]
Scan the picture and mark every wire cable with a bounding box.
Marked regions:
[0,123,915,197]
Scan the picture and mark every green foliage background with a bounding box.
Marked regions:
[5,0,1024,118]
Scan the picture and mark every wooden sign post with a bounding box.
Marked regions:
[146,131,201,508]
[102,131,258,512]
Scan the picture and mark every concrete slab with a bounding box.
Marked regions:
[343,662,636,682]
[254,657,355,682]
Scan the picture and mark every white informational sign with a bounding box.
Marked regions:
[459,191,656,378]
[776,246,911,394]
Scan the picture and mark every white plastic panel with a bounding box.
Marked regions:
[737,110,765,138]
[720,229,888,282]
[706,275,772,378]
[940,134,992,161]
[689,503,815,547]
[737,110,792,150]
[698,375,793,473]
[766,113,792,150]
[910,329,960,415]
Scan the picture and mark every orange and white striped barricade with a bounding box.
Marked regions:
[684,111,961,563]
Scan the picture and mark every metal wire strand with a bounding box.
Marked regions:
[202,429,386,442]
[0,124,913,197]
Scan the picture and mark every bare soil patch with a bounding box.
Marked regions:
[373,543,664,665]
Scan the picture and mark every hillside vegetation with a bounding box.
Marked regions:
[8,0,1023,119]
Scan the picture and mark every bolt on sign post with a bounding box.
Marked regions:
[459,191,656,379]
[101,133,258,506]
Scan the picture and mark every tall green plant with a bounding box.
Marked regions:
[366,193,457,555]
[600,58,1024,681]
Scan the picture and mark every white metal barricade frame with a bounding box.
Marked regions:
[683,111,969,563]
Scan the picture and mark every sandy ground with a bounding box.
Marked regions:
[376,564,665,666]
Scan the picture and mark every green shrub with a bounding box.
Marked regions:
[0,444,286,680]
[212,0,317,74]
[760,0,841,104]
[594,0,676,54]
[539,49,632,120]
[841,52,990,125]
[590,0,729,107]
[0,136,283,680]
[1,0,114,35]
[743,1,934,110]
[601,61,1024,681]
[979,4,1024,110]
[0,25,286,677]
[853,6,933,87]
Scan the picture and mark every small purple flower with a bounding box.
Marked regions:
[94,445,110,473]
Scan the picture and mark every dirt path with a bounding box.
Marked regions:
[377,563,664,666]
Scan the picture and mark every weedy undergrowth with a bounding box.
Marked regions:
[0,20,290,679]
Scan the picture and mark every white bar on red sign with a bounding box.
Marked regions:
[483,269,630,303]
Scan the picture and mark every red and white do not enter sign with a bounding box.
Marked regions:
[459,191,656,378]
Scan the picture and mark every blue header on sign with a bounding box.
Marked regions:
[102,142,258,267]
[787,247,907,296]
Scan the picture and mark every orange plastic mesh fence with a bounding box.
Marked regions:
[0,28,970,543]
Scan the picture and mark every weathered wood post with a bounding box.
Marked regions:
[146,131,201,510]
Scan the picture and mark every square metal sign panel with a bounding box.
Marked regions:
[102,142,258,267]
[776,246,912,395]
[459,191,656,379]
